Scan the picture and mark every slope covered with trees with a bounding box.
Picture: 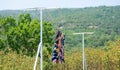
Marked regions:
[0,5,120,49]
[43,6,120,49]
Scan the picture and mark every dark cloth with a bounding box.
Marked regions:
[51,44,59,62]
[61,35,65,46]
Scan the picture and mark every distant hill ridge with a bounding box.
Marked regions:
[0,5,120,47]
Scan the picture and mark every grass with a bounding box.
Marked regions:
[0,40,120,70]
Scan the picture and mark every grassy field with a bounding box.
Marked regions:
[0,40,120,70]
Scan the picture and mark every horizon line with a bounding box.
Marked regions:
[0,5,120,11]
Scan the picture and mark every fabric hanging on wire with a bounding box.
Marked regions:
[51,30,65,63]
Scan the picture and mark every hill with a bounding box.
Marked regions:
[0,5,120,49]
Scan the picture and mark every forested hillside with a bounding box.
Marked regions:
[43,6,120,48]
[0,5,120,49]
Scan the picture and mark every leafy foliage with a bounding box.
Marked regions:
[0,13,55,56]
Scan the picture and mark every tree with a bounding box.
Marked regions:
[0,16,16,50]
[7,14,55,56]
[18,13,31,25]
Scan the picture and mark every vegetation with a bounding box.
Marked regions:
[1,5,120,48]
[0,5,120,70]
[0,40,120,70]
[0,13,55,56]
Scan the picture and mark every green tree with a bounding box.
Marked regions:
[7,14,55,56]
[18,13,31,25]
[0,16,16,50]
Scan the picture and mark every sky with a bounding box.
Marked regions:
[0,0,120,10]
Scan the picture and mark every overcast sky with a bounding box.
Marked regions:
[0,0,120,10]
